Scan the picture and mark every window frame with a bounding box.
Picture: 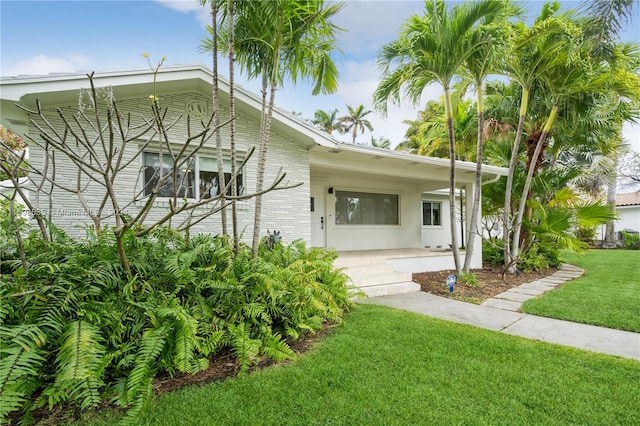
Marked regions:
[141,151,243,201]
[422,200,442,227]
[334,190,400,226]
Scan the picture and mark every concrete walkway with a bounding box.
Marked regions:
[359,264,640,361]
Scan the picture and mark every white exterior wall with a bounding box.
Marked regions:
[420,193,451,249]
[26,91,311,244]
[617,206,640,233]
[315,172,422,251]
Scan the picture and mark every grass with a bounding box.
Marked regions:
[522,250,640,332]
[79,304,640,425]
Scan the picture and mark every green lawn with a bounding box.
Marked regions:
[522,250,640,332]
[80,305,640,425]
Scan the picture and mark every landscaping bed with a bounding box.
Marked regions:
[413,266,556,303]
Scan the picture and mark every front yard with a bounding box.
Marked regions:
[79,304,639,425]
[522,250,640,332]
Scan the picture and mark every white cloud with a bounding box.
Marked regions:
[333,1,423,58]
[157,0,211,26]
[7,54,92,76]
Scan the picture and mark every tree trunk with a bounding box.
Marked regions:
[503,87,529,274]
[463,82,484,273]
[444,87,461,275]
[227,0,239,253]
[604,178,617,247]
[210,0,227,235]
[251,79,279,257]
[511,104,558,265]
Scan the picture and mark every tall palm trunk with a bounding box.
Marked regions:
[227,0,239,253]
[211,0,227,235]
[444,87,461,274]
[511,104,558,263]
[604,171,618,247]
[503,87,529,273]
[251,12,284,258]
[463,81,484,272]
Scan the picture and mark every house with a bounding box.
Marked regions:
[0,64,507,295]
[614,190,640,238]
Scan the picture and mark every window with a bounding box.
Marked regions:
[335,191,399,225]
[143,152,243,199]
[198,157,243,199]
[143,152,195,198]
[422,201,441,226]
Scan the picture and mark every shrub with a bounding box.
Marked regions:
[459,272,480,287]
[482,238,560,272]
[621,231,640,250]
[0,228,352,423]
[518,241,561,272]
[482,239,504,267]
[574,226,596,243]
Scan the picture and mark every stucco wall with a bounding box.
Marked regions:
[24,89,311,244]
[617,206,640,233]
[313,172,422,250]
[420,193,452,249]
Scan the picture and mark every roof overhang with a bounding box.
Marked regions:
[2,64,509,186]
[0,64,339,150]
[311,143,507,191]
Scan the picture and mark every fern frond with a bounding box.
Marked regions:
[120,325,168,408]
[260,333,295,362]
[45,320,107,410]
[227,323,261,374]
[0,342,45,420]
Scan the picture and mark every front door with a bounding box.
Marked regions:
[310,186,325,247]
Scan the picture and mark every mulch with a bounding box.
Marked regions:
[413,266,556,303]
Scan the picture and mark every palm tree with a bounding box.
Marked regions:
[580,0,639,247]
[340,104,373,144]
[312,108,343,135]
[459,8,517,272]
[496,7,578,272]
[370,136,391,149]
[204,0,228,236]
[222,0,343,257]
[374,0,509,274]
[510,23,640,264]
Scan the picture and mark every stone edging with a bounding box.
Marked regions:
[480,263,585,312]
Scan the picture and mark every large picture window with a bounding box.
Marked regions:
[143,152,195,198]
[143,152,243,199]
[198,157,243,199]
[422,201,441,226]
[335,191,399,225]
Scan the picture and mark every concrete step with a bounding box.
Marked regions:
[342,263,396,276]
[334,255,390,269]
[347,271,414,287]
[357,281,421,298]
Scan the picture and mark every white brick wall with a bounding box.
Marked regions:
[27,88,311,245]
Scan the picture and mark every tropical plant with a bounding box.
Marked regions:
[204,0,343,257]
[312,108,344,135]
[621,231,640,249]
[458,6,518,272]
[370,136,391,149]
[0,226,352,423]
[339,104,373,144]
[496,3,580,273]
[374,0,510,274]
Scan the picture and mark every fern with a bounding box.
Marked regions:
[119,325,168,409]
[156,302,204,374]
[42,320,107,410]
[227,323,261,374]
[260,333,295,362]
[0,324,46,421]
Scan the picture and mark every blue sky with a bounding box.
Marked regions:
[1,0,639,150]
